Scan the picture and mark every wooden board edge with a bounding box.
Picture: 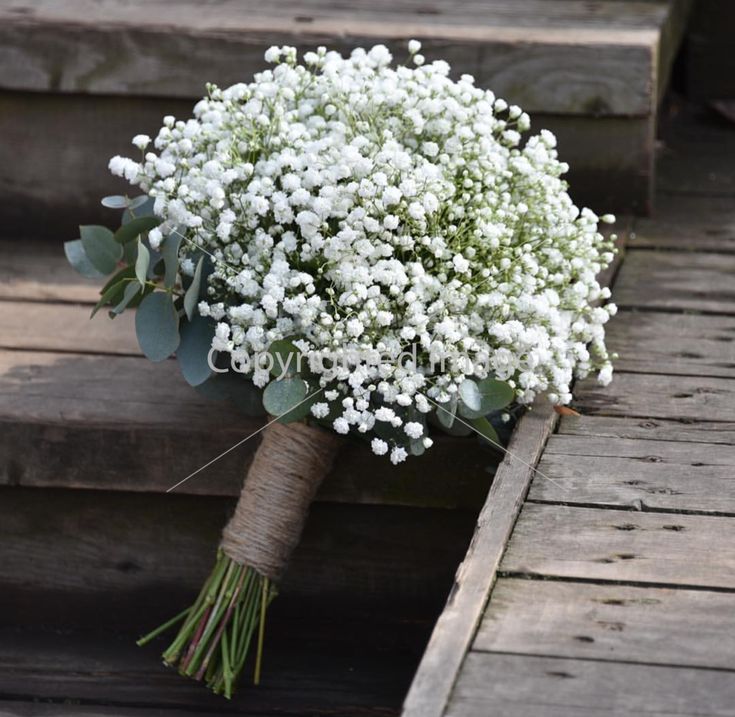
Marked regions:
[400,400,557,717]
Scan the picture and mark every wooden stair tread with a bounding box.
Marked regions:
[0,239,493,508]
[0,0,689,117]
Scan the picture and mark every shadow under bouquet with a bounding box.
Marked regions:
[65,41,617,698]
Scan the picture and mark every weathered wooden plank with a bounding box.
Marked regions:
[0,239,100,303]
[574,372,735,422]
[401,402,557,717]
[559,414,735,445]
[0,486,476,620]
[0,93,655,243]
[632,195,735,252]
[0,348,493,508]
[0,1,671,116]
[608,310,735,377]
[614,249,735,314]
[446,652,735,717]
[0,300,139,354]
[475,578,735,669]
[501,503,735,589]
[531,435,735,512]
[0,620,421,715]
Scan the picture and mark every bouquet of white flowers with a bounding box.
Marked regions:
[66,41,616,697]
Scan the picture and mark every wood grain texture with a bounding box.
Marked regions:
[0,347,493,508]
[608,310,735,377]
[0,300,139,354]
[633,195,735,252]
[0,0,675,116]
[614,249,735,314]
[401,402,557,717]
[574,372,735,422]
[446,652,735,717]
[501,503,735,589]
[0,620,425,715]
[0,486,476,617]
[531,435,735,513]
[475,577,735,669]
[0,91,655,243]
[559,414,735,445]
[0,239,101,303]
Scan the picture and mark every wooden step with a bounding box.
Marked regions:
[0,0,692,237]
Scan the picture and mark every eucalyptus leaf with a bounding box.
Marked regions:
[80,225,122,275]
[91,270,135,317]
[262,377,308,422]
[110,281,142,316]
[470,416,501,448]
[184,256,204,321]
[177,314,215,386]
[122,196,155,223]
[134,239,149,289]
[458,377,515,419]
[161,230,183,288]
[475,377,515,411]
[135,291,180,362]
[101,195,129,209]
[267,338,302,378]
[115,216,160,244]
[64,239,105,279]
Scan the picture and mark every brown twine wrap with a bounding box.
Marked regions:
[220,420,341,583]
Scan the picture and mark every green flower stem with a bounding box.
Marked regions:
[139,552,278,698]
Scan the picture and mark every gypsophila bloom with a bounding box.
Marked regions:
[111,41,616,460]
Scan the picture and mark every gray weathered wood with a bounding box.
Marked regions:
[0,620,420,715]
[501,503,735,589]
[0,486,476,616]
[559,414,735,445]
[475,577,735,669]
[0,348,492,508]
[0,300,139,354]
[0,0,677,116]
[531,435,735,513]
[0,239,101,303]
[614,249,735,314]
[446,652,735,717]
[401,402,557,717]
[608,310,735,377]
[574,372,735,422]
[633,195,735,253]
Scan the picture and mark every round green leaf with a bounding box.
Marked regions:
[64,239,105,279]
[262,377,308,422]
[435,393,457,429]
[267,338,302,378]
[123,196,155,222]
[80,225,122,275]
[177,314,215,386]
[476,377,515,411]
[115,216,160,244]
[135,291,180,362]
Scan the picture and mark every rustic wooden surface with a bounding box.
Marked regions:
[412,106,735,716]
[0,0,679,116]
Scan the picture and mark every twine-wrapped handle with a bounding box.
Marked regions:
[220,420,341,582]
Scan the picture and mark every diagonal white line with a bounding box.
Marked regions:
[426,397,568,492]
[166,387,324,493]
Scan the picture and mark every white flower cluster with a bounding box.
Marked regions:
[110,42,616,463]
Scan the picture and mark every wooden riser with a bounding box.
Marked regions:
[0,486,476,627]
[0,0,692,229]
